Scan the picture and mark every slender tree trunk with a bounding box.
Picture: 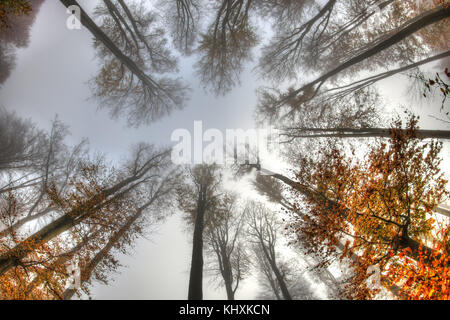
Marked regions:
[278,5,450,107]
[63,203,152,299]
[282,127,450,140]
[319,50,450,101]
[259,243,292,300]
[222,255,235,300]
[188,187,206,300]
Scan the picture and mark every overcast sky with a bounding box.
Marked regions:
[1,0,449,300]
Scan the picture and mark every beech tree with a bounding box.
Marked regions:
[0,114,89,238]
[160,0,201,55]
[0,108,46,172]
[264,3,450,115]
[204,193,249,300]
[177,164,222,300]
[287,116,449,299]
[59,0,189,127]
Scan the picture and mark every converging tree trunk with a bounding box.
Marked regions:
[281,126,450,141]
[188,185,206,300]
[0,148,170,276]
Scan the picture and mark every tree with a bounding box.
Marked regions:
[287,115,448,299]
[177,164,222,300]
[257,0,337,81]
[252,174,293,211]
[0,0,44,86]
[0,0,32,30]
[281,126,450,141]
[63,171,180,299]
[59,0,189,127]
[246,201,292,300]
[265,4,450,115]
[257,86,382,128]
[0,108,46,172]
[159,0,201,55]
[308,50,450,105]
[204,193,249,300]
[0,113,89,238]
[0,143,172,277]
[195,0,258,95]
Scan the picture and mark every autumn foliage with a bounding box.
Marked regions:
[288,116,449,299]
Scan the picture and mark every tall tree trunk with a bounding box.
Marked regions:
[188,187,206,300]
[63,200,155,299]
[259,243,292,300]
[224,276,234,300]
[222,254,235,300]
[277,5,450,108]
[282,127,450,140]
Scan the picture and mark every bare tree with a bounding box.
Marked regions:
[160,0,201,55]
[204,193,249,300]
[177,164,223,300]
[246,201,292,300]
[0,114,90,237]
[281,126,450,141]
[195,0,258,96]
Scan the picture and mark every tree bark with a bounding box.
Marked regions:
[278,5,450,107]
[188,186,206,300]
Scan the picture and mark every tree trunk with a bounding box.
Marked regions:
[188,188,206,300]
[283,127,450,140]
[253,167,440,265]
[59,0,157,89]
[63,201,153,300]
